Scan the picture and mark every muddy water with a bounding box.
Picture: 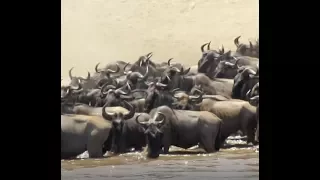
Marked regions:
[61,136,259,179]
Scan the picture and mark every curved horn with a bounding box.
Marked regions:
[156,82,167,87]
[224,61,235,67]
[249,41,253,50]
[95,63,100,73]
[123,100,135,120]
[234,36,241,47]
[107,63,120,73]
[201,42,209,52]
[146,52,153,58]
[138,65,149,82]
[220,45,225,54]
[101,84,116,95]
[170,88,180,95]
[78,72,90,81]
[145,53,153,62]
[207,41,211,50]
[70,83,83,94]
[169,66,181,73]
[193,88,203,95]
[246,89,252,99]
[167,58,173,66]
[182,67,191,75]
[166,75,171,81]
[234,58,240,67]
[123,62,130,74]
[115,87,129,95]
[155,112,166,125]
[68,67,74,80]
[126,82,132,91]
[189,93,203,101]
[135,114,149,125]
[86,72,90,80]
[70,83,83,90]
[145,81,154,87]
[61,87,71,99]
[246,68,257,75]
[250,82,259,97]
[101,102,115,121]
[250,95,259,102]
[232,56,241,68]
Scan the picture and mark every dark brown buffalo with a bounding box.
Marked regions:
[102,100,146,154]
[234,36,259,58]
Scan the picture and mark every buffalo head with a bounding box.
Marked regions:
[95,63,120,87]
[100,83,133,107]
[123,61,150,85]
[101,100,135,153]
[232,67,258,100]
[213,57,240,78]
[234,36,259,58]
[171,88,202,110]
[198,42,233,78]
[135,111,166,158]
[143,81,168,112]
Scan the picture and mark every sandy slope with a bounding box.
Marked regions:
[61,0,258,78]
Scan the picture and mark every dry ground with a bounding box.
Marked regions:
[61,0,258,78]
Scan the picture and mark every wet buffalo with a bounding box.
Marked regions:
[61,35,260,158]
[249,95,259,143]
[136,106,222,158]
[61,114,112,159]
[194,96,257,144]
[101,100,146,154]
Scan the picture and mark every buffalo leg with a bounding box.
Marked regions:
[199,127,215,153]
[220,135,228,147]
[162,133,171,154]
[87,135,103,158]
[245,119,257,144]
[134,145,143,152]
[254,122,259,143]
[87,144,103,158]
[163,145,170,154]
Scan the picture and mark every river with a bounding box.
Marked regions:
[61,135,259,180]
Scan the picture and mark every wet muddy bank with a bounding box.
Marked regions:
[61,136,259,179]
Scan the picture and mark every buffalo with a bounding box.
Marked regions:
[101,100,146,154]
[232,67,259,100]
[234,36,259,58]
[61,114,112,159]
[61,37,259,160]
[136,105,222,158]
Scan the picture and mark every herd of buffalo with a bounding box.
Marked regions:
[61,36,260,159]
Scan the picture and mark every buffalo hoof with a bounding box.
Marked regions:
[159,149,164,154]
[247,142,254,146]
